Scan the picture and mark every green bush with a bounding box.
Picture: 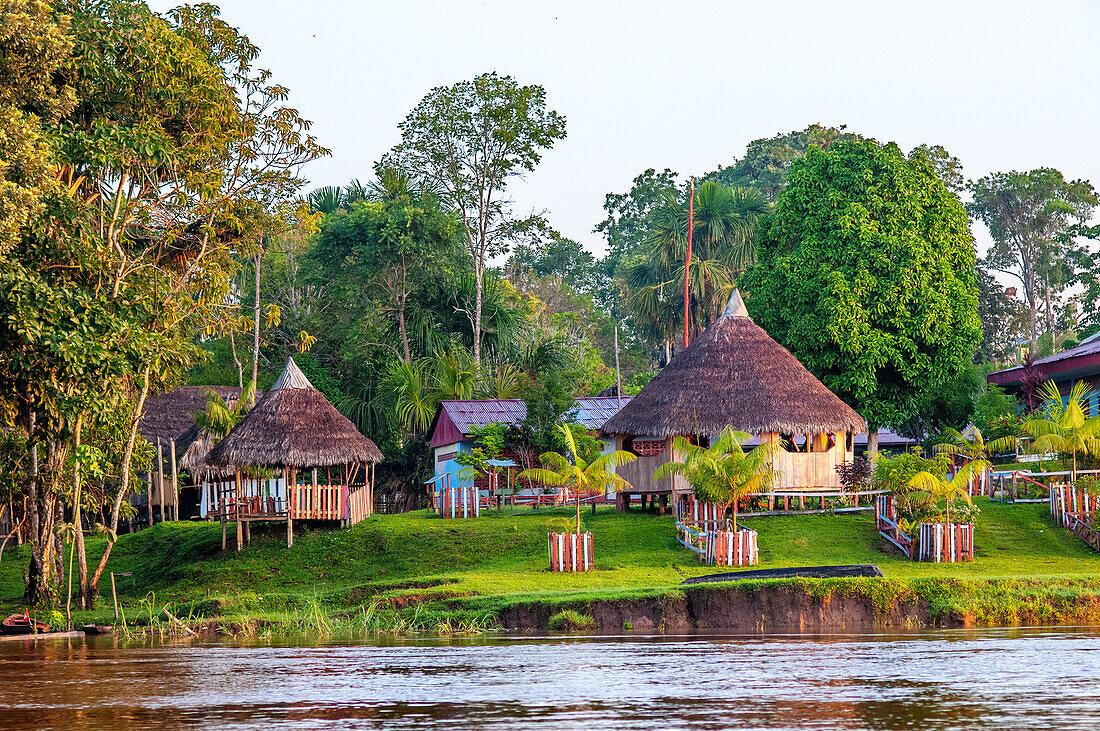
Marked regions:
[547,609,596,631]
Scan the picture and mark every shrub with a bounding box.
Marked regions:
[547,609,596,631]
[836,458,872,490]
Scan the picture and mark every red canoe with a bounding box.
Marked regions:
[0,611,51,635]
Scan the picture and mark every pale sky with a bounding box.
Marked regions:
[152,0,1100,264]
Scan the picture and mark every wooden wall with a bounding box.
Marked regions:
[614,431,854,494]
[615,438,689,495]
[767,432,850,489]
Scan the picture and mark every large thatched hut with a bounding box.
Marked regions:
[601,291,866,510]
[206,357,383,548]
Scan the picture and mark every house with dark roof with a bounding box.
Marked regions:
[987,332,1100,414]
[427,396,632,491]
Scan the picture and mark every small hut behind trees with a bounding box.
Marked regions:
[602,291,866,510]
[206,357,383,549]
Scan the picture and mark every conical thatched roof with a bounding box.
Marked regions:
[601,291,866,438]
[206,358,383,469]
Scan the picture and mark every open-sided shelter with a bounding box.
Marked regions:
[206,357,383,548]
[601,291,866,510]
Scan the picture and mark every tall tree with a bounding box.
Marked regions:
[740,139,982,457]
[383,72,567,364]
[0,1,325,605]
[968,169,1098,353]
[594,167,680,276]
[702,124,861,200]
[974,265,1028,365]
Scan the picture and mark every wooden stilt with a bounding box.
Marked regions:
[170,439,178,521]
[235,470,243,552]
[147,470,154,528]
[244,518,251,546]
[287,468,296,548]
[157,439,166,524]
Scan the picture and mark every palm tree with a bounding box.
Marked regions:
[520,424,636,535]
[390,359,436,434]
[629,182,769,345]
[908,459,989,526]
[1024,380,1100,481]
[933,426,1017,494]
[192,380,257,438]
[654,428,779,531]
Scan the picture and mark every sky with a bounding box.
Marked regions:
[151,0,1100,262]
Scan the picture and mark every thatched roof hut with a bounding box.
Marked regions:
[206,358,382,470]
[602,291,866,439]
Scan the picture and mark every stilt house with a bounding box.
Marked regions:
[601,291,866,510]
[205,357,383,548]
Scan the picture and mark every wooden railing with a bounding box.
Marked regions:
[289,483,345,521]
[1066,513,1100,551]
[875,495,914,558]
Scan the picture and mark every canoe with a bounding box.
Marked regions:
[0,612,51,635]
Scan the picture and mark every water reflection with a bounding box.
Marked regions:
[1,628,1099,729]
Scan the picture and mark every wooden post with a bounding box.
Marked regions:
[147,470,153,528]
[156,439,166,524]
[170,439,178,521]
[235,470,243,552]
[312,467,319,520]
[287,468,296,548]
[284,468,292,548]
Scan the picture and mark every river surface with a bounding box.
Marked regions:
[1,628,1099,729]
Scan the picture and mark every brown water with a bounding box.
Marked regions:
[2,628,1099,729]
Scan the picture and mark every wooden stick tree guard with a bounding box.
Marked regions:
[548,532,594,572]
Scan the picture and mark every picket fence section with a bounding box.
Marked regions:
[1050,483,1096,524]
[917,522,974,563]
[675,494,726,529]
[704,529,759,567]
[548,532,594,572]
[437,483,480,519]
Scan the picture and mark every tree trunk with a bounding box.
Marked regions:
[867,428,879,462]
[71,414,92,609]
[472,260,483,365]
[252,251,261,389]
[397,307,411,364]
[1045,280,1053,345]
[91,366,151,594]
[229,328,243,389]
[575,487,581,535]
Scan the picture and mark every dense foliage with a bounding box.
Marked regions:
[739,139,982,449]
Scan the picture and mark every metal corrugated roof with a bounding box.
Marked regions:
[438,397,633,436]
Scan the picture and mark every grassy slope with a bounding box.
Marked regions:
[2,498,1100,628]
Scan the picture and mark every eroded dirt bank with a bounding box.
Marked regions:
[499,584,939,633]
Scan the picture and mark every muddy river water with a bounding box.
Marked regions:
[2,627,1099,729]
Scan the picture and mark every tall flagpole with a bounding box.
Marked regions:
[683,177,694,350]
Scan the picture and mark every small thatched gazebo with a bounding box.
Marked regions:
[206,357,383,549]
[601,291,866,510]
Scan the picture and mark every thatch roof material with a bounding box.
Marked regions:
[602,291,866,438]
[139,385,249,444]
[207,358,382,469]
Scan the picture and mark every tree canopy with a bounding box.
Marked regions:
[740,139,982,451]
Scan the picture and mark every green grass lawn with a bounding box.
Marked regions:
[3,498,1100,630]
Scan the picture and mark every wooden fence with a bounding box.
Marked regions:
[1050,483,1096,524]
[436,483,480,519]
[917,522,974,563]
[205,477,372,525]
[348,485,372,524]
[704,529,759,567]
[289,483,345,521]
[1064,513,1100,551]
[874,495,914,558]
[548,531,594,572]
[676,494,726,529]
[875,495,973,562]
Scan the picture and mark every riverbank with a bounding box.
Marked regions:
[2,498,1100,635]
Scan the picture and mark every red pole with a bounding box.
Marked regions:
[683,177,694,349]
